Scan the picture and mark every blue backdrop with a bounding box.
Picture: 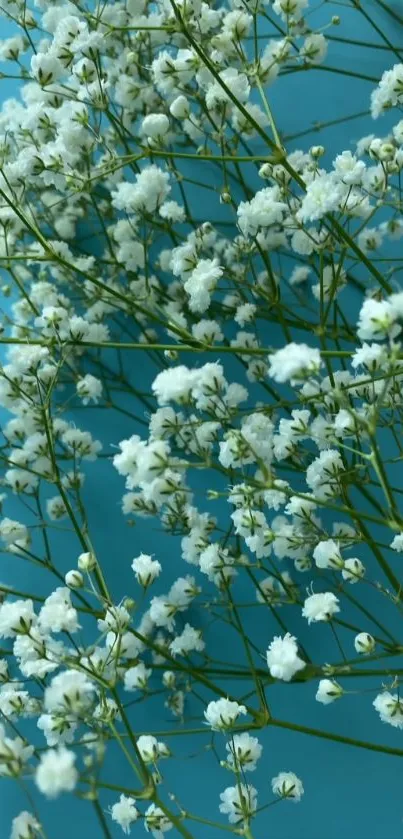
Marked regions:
[1,3,403,838]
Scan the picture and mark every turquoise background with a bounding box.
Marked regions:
[1,3,403,837]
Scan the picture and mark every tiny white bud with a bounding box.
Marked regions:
[78,551,97,572]
[316,678,344,704]
[162,671,176,689]
[378,143,395,161]
[310,145,325,159]
[65,570,84,588]
[354,632,376,654]
[169,95,189,119]
[122,597,136,611]
[258,162,273,179]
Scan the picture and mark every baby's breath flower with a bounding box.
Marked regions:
[271,771,304,802]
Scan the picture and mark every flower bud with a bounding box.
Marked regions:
[310,145,325,159]
[122,597,136,611]
[169,95,189,119]
[378,143,395,161]
[65,569,84,588]
[258,162,273,179]
[316,678,344,704]
[162,671,176,689]
[78,551,97,572]
[354,632,375,654]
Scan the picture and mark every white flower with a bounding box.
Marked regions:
[144,803,172,836]
[44,670,95,714]
[199,543,237,584]
[137,735,169,763]
[300,33,327,64]
[237,186,286,237]
[205,67,250,110]
[35,747,78,798]
[266,633,305,681]
[219,784,257,824]
[357,298,399,341]
[46,496,66,521]
[268,343,321,383]
[0,684,35,720]
[273,0,308,21]
[0,600,35,638]
[169,96,189,119]
[0,724,33,777]
[341,557,365,583]
[159,201,185,223]
[0,518,28,546]
[354,632,376,654]
[222,9,252,37]
[204,698,247,730]
[234,303,257,326]
[98,605,131,634]
[297,173,346,223]
[315,679,344,704]
[271,771,304,801]
[290,266,310,285]
[132,553,162,587]
[38,588,79,634]
[302,592,340,623]
[169,624,205,657]
[371,63,403,118]
[10,811,40,839]
[141,113,169,138]
[184,258,223,313]
[31,52,63,85]
[390,533,403,552]
[352,342,387,370]
[37,710,77,746]
[124,663,152,692]
[313,539,344,570]
[152,367,197,405]
[0,35,25,62]
[225,733,262,772]
[110,795,139,835]
[112,166,170,214]
[191,319,223,345]
[333,151,365,185]
[306,450,344,499]
[358,227,383,254]
[373,691,403,728]
[284,494,316,518]
[61,428,102,461]
[13,629,62,680]
[76,374,103,405]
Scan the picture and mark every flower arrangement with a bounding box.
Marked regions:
[0,0,402,837]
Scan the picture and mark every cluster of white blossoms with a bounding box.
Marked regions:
[0,0,402,836]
